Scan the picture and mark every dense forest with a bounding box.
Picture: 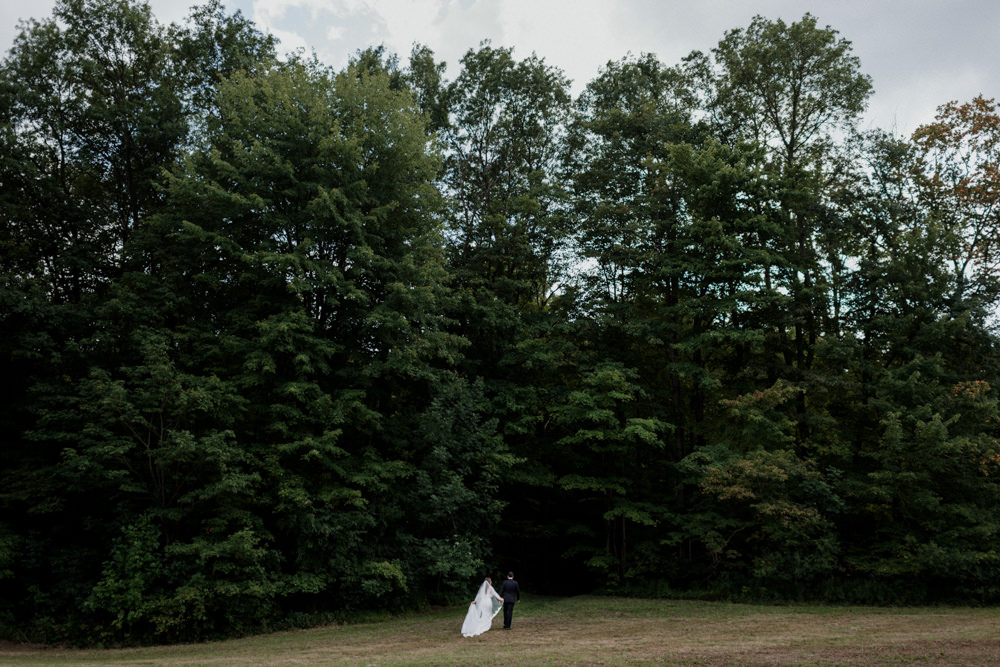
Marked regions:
[2,0,1000,646]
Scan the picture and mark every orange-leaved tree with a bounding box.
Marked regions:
[912,95,1000,308]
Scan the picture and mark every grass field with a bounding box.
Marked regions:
[2,595,999,665]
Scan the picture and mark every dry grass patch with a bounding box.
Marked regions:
[2,596,999,665]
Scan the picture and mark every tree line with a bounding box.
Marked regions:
[2,0,1000,646]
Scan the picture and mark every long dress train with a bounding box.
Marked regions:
[461,579,503,637]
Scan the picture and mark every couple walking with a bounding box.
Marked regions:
[460,571,520,637]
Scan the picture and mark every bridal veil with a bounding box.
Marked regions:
[461,578,503,637]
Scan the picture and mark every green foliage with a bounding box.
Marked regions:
[4,1,1000,646]
[84,514,284,643]
[693,12,873,167]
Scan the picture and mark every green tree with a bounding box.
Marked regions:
[564,53,793,589]
[439,42,574,335]
[688,13,873,379]
[404,44,450,133]
[0,0,192,643]
[74,53,499,640]
[0,0,184,305]
[637,17,877,595]
[1,3,504,643]
[694,13,872,169]
[425,44,577,583]
[169,0,278,125]
[828,124,1000,603]
[679,381,842,597]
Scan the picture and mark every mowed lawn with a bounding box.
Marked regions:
[2,595,1000,665]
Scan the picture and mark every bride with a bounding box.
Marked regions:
[461,577,503,637]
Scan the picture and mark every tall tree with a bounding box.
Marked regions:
[1,2,505,643]
[437,43,574,363]
[69,53,501,641]
[423,44,577,584]
[911,95,1000,311]
[828,119,1000,603]
[565,52,827,589]
[0,0,184,301]
[688,13,873,378]
[0,0,190,643]
[169,0,278,126]
[696,13,872,168]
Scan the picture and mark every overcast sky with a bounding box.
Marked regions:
[2,0,998,137]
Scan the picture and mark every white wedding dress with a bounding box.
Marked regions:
[461,579,503,637]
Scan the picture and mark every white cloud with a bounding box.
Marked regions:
[487,0,616,89]
[2,0,998,137]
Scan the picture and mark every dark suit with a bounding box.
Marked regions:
[499,577,520,629]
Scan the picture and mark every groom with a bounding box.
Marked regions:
[499,571,520,630]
